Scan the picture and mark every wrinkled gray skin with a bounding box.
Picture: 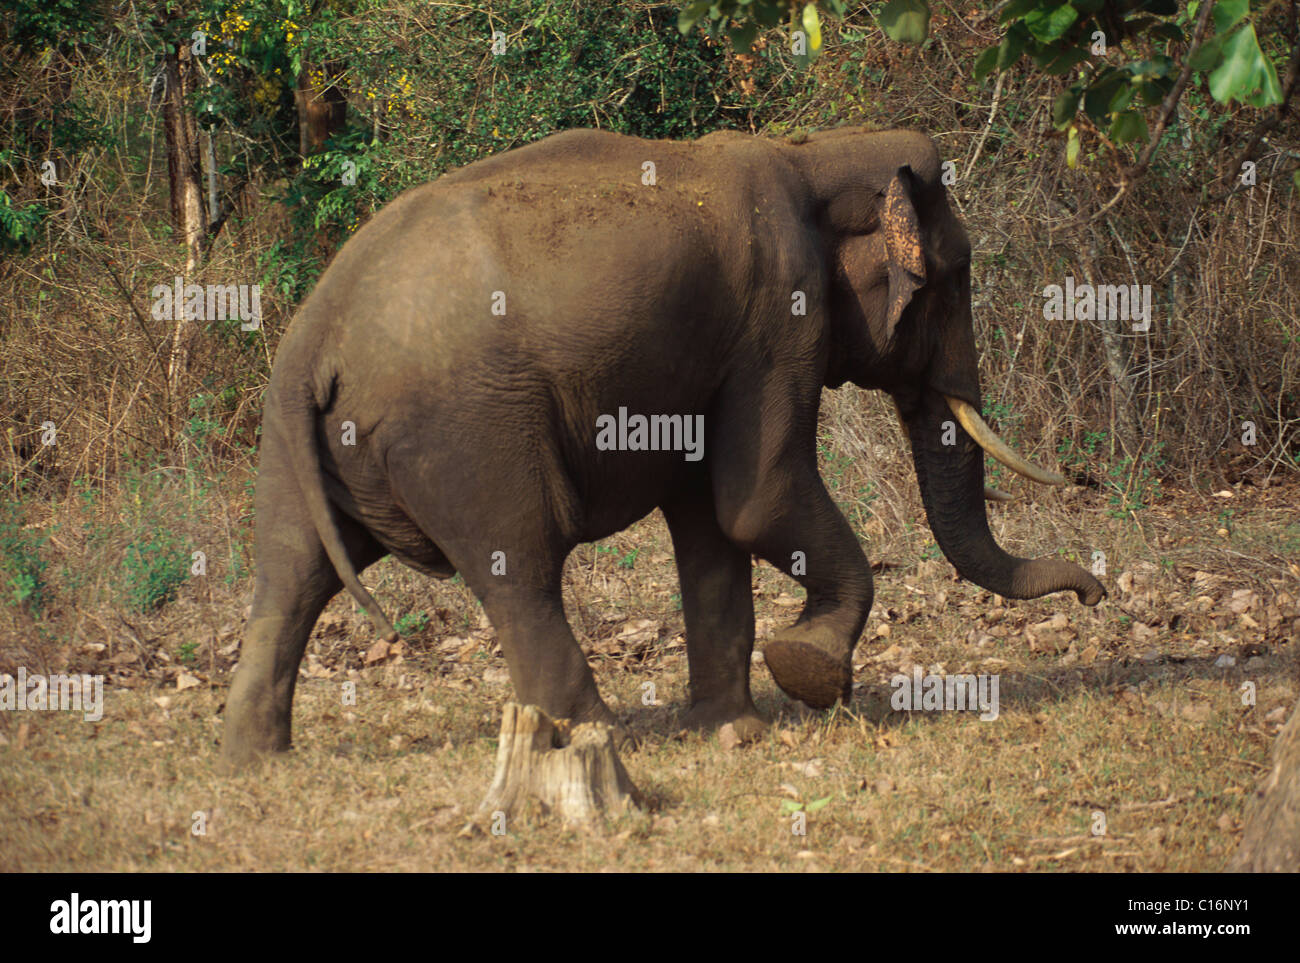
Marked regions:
[222,126,1105,769]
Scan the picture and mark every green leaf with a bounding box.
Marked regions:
[1084,69,1127,120]
[677,0,710,34]
[728,21,759,53]
[1066,125,1081,168]
[1034,44,1089,75]
[999,0,1041,22]
[1052,86,1082,128]
[779,799,804,813]
[1188,35,1223,72]
[1293,170,1300,192]
[1212,0,1250,34]
[1137,78,1171,106]
[805,795,833,813]
[973,45,999,81]
[1210,25,1283,106]
[1108,83,1136,113]
[879,0,931,44]
[1109,110,1149,144]
[1128,56,1173,79]
[997,22,1029,70]
[1024,3,1079,43]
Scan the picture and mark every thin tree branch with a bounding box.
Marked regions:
[1085,0,1216,224]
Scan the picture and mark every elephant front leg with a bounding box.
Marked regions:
[716,462,874,710]
[663,487,767,742]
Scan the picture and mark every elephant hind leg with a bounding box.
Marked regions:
[222,444,385,771]
[663,485,766,742]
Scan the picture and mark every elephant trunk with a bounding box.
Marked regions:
[905,392,1105,605]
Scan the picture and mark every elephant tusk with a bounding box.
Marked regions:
[945,397,1067,486]
[984,485,1013,502]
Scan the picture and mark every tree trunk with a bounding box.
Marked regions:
[294,62,348,159]
[161,41,207,408]
[469,703,643,831]
[1230,697,1300,872]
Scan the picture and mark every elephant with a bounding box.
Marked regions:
[221,125,1106,769]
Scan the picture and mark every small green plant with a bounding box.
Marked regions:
[395,611,430,634]
[123,531,189,612]
[184,393,226,454]
[1057,430,1109,471]
[177,640,199,665]
[0,496,48,615]
[617,548,639,570]
[1058,433,1164,518]
[1106,444,1166,518]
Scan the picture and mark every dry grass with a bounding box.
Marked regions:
[2,464,1296,872]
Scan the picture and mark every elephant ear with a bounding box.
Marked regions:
[881,167,926,336]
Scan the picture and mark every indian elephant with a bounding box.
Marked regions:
[221,126,1106,769]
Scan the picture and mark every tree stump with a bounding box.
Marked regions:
[472,703,643,829]
[1230,696,1300,872]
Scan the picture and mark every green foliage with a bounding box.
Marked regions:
[680,0,849,58]
[228,0,771,298]
[5,0,106,53]
[817,434,879,533]
[1058,432,1164,518]
[0,190,46,250]
[184,394,227,454]
[0,496,48,615]
[985,0,1286,143]
[597,543,639,570]
[394,611,430,634]
[122,531,189,612]
[1106,446,1164,517]
[177,640,200,665]
[697,1,1288,162]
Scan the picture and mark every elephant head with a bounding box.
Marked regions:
[795,129,1105,606]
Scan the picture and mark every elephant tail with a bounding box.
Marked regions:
[275,373,399,643]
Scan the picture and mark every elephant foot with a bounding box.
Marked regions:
[220,679,291,773]
[763,625,853,710]
[682,700,768,744]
